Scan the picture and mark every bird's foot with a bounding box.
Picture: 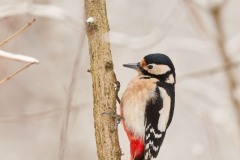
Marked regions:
[115,80,121,104]
[102,108,123,132]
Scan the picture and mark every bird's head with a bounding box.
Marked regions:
[123,53,176,84]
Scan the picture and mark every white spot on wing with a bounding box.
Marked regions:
[146,133,151,140]
[146,124,151,130]
[149,140,159,151]
[145,150,152,159]
[165,74,175,84]
[153,145,159,151]
[145,152,149,159]
[150,127,162,138]
[145,143,149,150]
[158,87,171,132]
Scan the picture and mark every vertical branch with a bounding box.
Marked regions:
[210,3,240,127]
[0,18,36,47]
[84,0,122,160]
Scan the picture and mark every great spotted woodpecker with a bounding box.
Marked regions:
[121,53,175,160]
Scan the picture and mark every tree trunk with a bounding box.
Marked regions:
[84,0,122,160]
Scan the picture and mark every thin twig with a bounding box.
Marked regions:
[0,18,38,85]
[0,62,37,85]
[58,18,86,160]
[0,18,36,48]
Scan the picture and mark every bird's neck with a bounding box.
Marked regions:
[138,72,175,85]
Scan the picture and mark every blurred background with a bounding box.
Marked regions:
[0,0,240,160]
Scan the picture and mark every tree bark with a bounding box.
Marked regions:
[84,0,122,160]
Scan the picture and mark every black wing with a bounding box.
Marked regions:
[144,87,163,159]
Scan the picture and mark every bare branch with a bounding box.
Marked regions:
[85,0,122,159]
[0,18,38,85]
[58,21,86,160]
[0,18,36,47]
[0,62,38,85]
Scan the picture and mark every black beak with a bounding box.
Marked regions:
[123,63,139,70]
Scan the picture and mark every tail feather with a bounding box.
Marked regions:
[122,121,144,160]
[134,154,144,160]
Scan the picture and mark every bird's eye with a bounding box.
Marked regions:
[147,65,153,69]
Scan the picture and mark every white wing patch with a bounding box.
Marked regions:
[146,124,151,131]
[145,140,159,151]
[158,87,171,132]
[150,127,162,138]
[145,152,150,159]
[149,140,159,151]
[146,133,151,140]
[165,74,175,84]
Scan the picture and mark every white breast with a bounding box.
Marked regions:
[121,75,158,138]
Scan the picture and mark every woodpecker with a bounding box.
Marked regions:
[121,53,175,160]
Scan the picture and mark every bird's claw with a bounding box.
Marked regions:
[102,108,123,132]
[115,81,121,104]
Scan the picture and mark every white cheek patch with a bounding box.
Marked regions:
[158,87,171,132]
[146,64,171,75]
[165,74,175,84]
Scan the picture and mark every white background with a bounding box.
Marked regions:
[0,0,240,160]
